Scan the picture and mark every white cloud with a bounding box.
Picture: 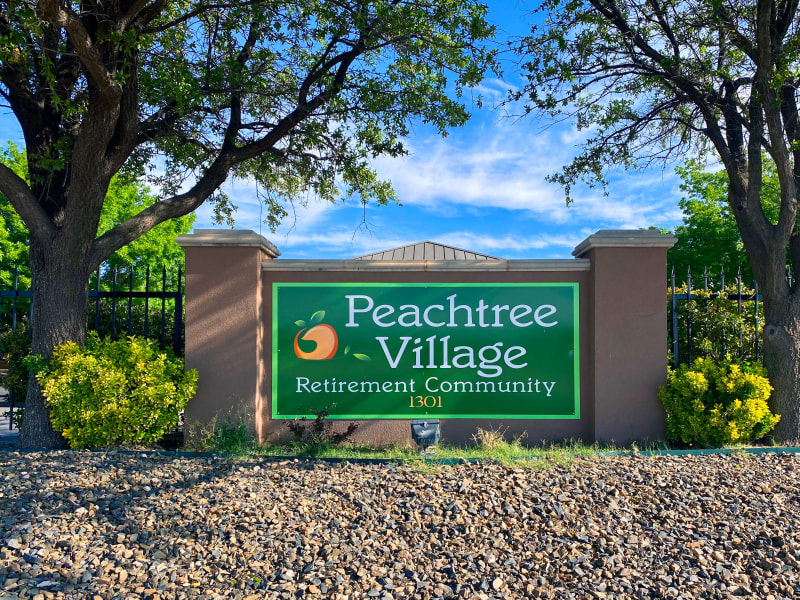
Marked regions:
[372,120,684,232]
[189,102,687,260]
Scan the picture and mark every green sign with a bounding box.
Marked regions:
[272,283,579,419]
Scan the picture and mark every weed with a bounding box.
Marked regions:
[284,405,359,449]
[186,413,256,454]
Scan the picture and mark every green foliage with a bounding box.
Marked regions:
[516,0,774,199]
[668,160,781,285]
[38,333,197,449]
[186,415,256,454]
[0,322,30,405]
[2,1,495,232]
[0,144,30,292]
[669,284,762,365]
[659,357,779,447]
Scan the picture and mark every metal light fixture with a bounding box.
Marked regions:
[411,419,441,453]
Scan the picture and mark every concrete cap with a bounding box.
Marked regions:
[262,258,591,272]
[572,229,677,258]
[176,229,281,258]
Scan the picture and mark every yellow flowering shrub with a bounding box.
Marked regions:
[37,333,197,449]
[659,356,778,446]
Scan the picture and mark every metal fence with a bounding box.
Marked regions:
[0,264,184,429]
[668,266,764,368]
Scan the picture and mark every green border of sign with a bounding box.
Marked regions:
[271,282,580,419]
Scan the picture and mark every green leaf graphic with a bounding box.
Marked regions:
[353,354,371,361]
[309,310,325,325]
[344,345,351,355]
[294,320,306,327]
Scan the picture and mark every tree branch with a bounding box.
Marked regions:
[36,0,120,98]
[0,163,57,244]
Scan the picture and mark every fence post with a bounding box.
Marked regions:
[176,230,280,442]
[173,267,183,356]
[573,230,676,443]
[687,267,692,364]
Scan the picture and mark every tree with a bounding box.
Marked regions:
[0,1,494,447]
[668,159,781,286]
[519,0,800,441]
[0,143,194,292]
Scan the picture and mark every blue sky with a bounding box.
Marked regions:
[201,0,686,260]
[0,1,686,261]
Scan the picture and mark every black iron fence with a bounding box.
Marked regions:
[669,266,764,368]
[0,264,184,429]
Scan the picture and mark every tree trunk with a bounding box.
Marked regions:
[761,298,800,444]
[18,239,91,449]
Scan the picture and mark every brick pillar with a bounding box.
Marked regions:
[573,230,676,444]
[177,229,279,441]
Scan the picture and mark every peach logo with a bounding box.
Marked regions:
[293,310,369,362]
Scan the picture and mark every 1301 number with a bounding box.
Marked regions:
[409,395,442,408]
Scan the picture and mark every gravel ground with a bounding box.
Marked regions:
[1,451,799,600]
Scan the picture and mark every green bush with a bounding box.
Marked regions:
[0,322,31,405]
[37,333,197,449]
[659,357,779,446]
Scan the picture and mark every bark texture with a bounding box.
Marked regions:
[761,299,800,443]
[18,238,91,449]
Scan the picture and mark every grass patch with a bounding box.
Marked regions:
[188,422,646,468]
[188,418,792,466]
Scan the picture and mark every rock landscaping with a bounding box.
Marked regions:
[1,451,799,599]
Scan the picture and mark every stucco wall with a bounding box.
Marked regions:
[178,229,675,447]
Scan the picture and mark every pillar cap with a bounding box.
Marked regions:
[176,229,280,258]
[573,229,676,258]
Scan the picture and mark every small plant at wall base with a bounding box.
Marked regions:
[185,414,256,454]
[285,405,359,451]
[659,357,779,447]
[35,333,197,449]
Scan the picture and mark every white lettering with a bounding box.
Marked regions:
[423,304,445,327]
[509,305,533,327]
[451,345,476,368]
[504,346,527,369]
[491,305,510,327]
[376,336,412,368]
[398,305,422,327]
[373,304,396,327]
[534,305,558,327]
[447,294,475,327]
[346,295,373,327]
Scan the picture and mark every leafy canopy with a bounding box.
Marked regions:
[0,1,496,270]
[517,0,800,297]
[668,159,781,286]
[0,144,27,290]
